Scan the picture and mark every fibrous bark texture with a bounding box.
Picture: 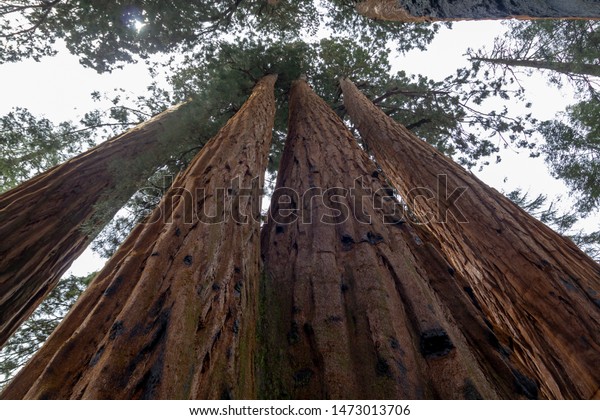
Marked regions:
[356,0,600,21]
[341,77,600,399]
[259,79,531,399]
[1,74,277,399]
[0,102,191,349]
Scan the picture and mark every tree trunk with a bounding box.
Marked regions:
[1,74,277,399]
[356,0,600,21]
[258,79,531,399]
[340,77,600,399]
[0,101,199,349]
[471,56,600,78]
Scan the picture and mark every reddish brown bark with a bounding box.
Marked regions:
[1,74,277,399]
[0,102,195,348]
[356,0,600,21]
[258,79,529,399]
[340,77,600,399]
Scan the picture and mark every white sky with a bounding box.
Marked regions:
[399,22,578,204]
[0,21,597,278]
[0,44,155,120]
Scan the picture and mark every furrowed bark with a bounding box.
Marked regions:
[356,0,600,21]
[340,77,600,399]
[1,74,277,399]
[0,101,194,348]
[258,79,527,399]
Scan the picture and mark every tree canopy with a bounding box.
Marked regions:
[0,108,94,192]
[468,21,600,96]
[0,0,443,72]
[469,20,600,215]
[0,272,94,388]
[0,0,320,71]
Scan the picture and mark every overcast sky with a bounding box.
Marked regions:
[399,22,575,194]
[0,20,595,277]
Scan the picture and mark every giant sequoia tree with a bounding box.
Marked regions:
[353,0,600,21]
[0,108,98,194]
[258,79,540,399]
[1,75,277,399]
[0,102,207,348]
[340,78,600,399]
[2,0,600,403]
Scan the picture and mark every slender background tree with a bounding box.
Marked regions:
[468,20,600,216]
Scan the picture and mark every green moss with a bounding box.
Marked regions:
[255,269,292,399]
